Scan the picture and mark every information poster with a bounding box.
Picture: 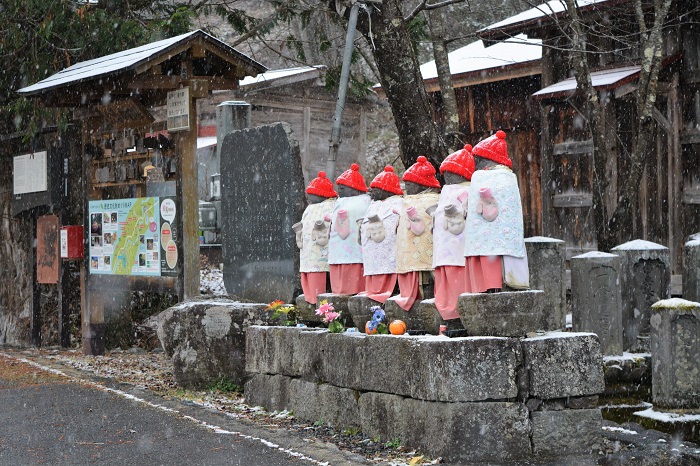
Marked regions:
[13,151,47,195]
[167,87,189,132]
[159,197,179,277]
[89,197,163,276]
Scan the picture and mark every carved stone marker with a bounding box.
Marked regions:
[682,236,700,302]
[611,240,671,352]
[221,123,305,303]
[571,251,623,356]
[525,237,566,330]
[650,298,700,409]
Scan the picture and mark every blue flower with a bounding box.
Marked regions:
[371,307,385,323]
[367,319,379,331]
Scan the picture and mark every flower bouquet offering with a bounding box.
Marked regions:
[266,300,298,326]
[315,300,344,333]
[365,306,389,334]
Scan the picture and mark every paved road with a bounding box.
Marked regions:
[0,354,366,466]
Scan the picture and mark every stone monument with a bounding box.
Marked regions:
[525,237,567,330]
[570,251,623,356]
[610,240,671,352]
[221,122,305,303]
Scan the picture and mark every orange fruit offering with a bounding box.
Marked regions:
[389,320,407,335]
[365,321,378,335]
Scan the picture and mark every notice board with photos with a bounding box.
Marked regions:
[88,197,179,277]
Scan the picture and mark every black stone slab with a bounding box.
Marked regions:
[221,123,306,303]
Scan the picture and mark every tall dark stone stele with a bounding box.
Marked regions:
[221,123,306,303]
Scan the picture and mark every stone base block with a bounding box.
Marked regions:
[295,295,322,324]
[522,332,605,399]
[384,297,430,332]
[457,290,546,337]
[244,373,291,412]
[347,295,381,331]
[359,392,532,464]
[289,379,360,430]
[418,299,464,335]
[531,409,603,458]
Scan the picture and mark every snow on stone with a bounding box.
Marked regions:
[524,331,597,341]
[634,408,700,423]
[200,266,228,296]
[572,251,617,259]
[611,239,668,250]
[651,298,700,310]
[602,426,638,435]
[419,35,541,81]
[525,236,565,243]
[603,352,651,362]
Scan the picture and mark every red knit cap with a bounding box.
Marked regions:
[402,156,441,188]
[472,130,512,168]
[336,163,368,192]
[440,144,476,181]
[306,171,338,198]
[370,166,403,195]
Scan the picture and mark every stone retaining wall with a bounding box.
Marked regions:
[244,326,605,463]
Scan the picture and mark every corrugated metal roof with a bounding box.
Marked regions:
[18,30,266,95]
[532,65,641,98]
[420,35,541,81]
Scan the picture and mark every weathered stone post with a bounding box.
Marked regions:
[650,298,700,410]
[571,252,623,356]
[525,237,567,330]
[610,240,671,352]
[682,236,700,302]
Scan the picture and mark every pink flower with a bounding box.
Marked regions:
[315,301,335,316]
[323,311,341,323]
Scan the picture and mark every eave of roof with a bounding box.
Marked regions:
[479,0,627,39]
[18,30,267,96]
[532,65,640,99]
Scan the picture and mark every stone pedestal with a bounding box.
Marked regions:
[611,240,671,352]
[347,295,380,331]
[683,237,700,302]
[384,296,431,333]
[317,293,355,327]
[456,290,545,337]
[418,299,464,334]
[650,298,700,410]
[295,295,322,324]
[571,251,623,356]
[525,237,567,330]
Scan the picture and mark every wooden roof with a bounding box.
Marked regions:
[18,30,267,107]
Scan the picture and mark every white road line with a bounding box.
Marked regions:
[0,352,329,466]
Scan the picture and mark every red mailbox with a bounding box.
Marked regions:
[60,226,84,259]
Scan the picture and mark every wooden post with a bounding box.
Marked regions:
[175,85,201,300]
[30,214,41,347]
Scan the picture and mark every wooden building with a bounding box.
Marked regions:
[17,30,266,353]
[479,0,700,271]
[413,35,544,238]
[198,65,379,186]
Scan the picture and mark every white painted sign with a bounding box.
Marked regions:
[13,151,47,195]
[60,229,68,258]
[167,87,190,132]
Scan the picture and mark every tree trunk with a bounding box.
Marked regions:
[428,8,462,151]
[353,0,448,169]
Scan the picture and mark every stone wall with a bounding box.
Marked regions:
[244,326,604,464]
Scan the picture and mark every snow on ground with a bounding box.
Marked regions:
[200,266,227,296]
